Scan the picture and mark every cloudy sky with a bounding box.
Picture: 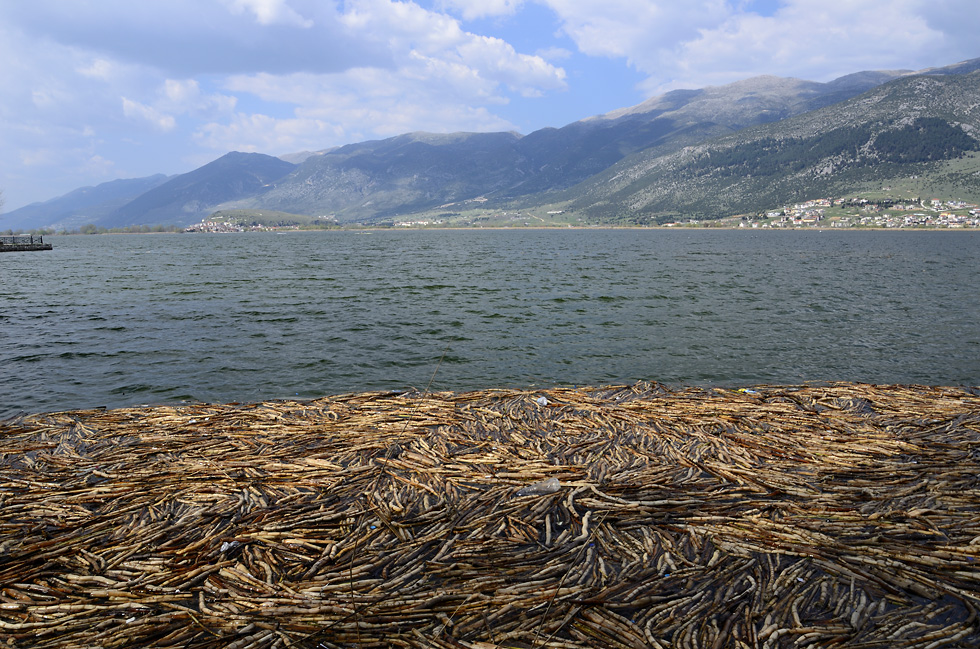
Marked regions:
[1,0,977,211]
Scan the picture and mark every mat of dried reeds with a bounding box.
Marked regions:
[2,382,979,648]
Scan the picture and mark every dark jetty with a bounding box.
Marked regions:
[0,235,52,252]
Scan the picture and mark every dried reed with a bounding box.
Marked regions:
[1,382,979,648]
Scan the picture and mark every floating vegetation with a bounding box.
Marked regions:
[1,382,979,648]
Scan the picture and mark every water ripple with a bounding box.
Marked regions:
[2,229,978,415]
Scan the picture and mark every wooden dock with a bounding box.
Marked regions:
[0,235,52,252]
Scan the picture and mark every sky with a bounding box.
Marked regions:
[1,0,977,212]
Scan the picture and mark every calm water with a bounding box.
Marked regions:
[2,229,978,416]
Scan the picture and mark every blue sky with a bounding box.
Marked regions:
[1,0,977,211]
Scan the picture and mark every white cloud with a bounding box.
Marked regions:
[214,68,518,153]
[196,98,514,157]
[194,113,347,153]
[541,0,729,62]
[437,0,524,20]
[658,0,950,90]
[1,0,565,158]
[220,0,314,27]
[456,34,567,96]
[340,0,566,94]
[537,0,975,94]
[160,79,238,117]
[919,0,980,52]
[342,0,479,57]
[2,0,978,211]
[78,59,117,81]
[18,137,117,184]
[82,155,117,176]
[164,79,201,105]
[32,87,71,110]
[0,0,375,77]
[537,46,573,62]
[189,0,566,154]
[122,98,177,131]
[20,148,59,167]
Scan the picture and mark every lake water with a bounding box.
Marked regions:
[2,229,978,417]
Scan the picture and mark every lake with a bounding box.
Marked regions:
[2,228,978,417]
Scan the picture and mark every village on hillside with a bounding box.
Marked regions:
[178,196,980,232]
[733,197,980,229]
[183,219,279,233]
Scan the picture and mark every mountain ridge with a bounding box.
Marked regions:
[5,57,980,230]
[552,70,980,223]
[100,152,296,228]
[0,175,171,232]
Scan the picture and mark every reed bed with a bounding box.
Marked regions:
[1,382,979,648]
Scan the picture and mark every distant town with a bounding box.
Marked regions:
[712,197,980,229]
[182,217,332,234]
[10,195,978,237]
[176,196,980,233]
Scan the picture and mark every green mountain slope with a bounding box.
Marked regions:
[223,132,526,221]
[551,71,980,223]
[498,73,900,197]
[1,175,170,232]
[8,58,980,230]
[103,152,296,227]
[217,68,920,222]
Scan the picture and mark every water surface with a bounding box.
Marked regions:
[2,229,977,416]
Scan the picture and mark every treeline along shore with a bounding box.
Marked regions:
[2,382,980,647]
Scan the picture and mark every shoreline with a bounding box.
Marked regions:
[41,224,980,238]
[3,382,980,647]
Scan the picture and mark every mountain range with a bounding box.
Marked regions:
[5,57,980,231]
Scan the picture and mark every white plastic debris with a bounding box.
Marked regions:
[220,541,242,552]
[535,396,549,406]
[515,477,561,497]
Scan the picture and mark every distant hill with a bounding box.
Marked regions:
[1,175,169,232]
[277,149,334,164]
[7,57,980,230]
[225,69,915,221]
[549,70,980,223]
[219,131,526,221]
[101,152,296,228]
[497,70,915,199]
